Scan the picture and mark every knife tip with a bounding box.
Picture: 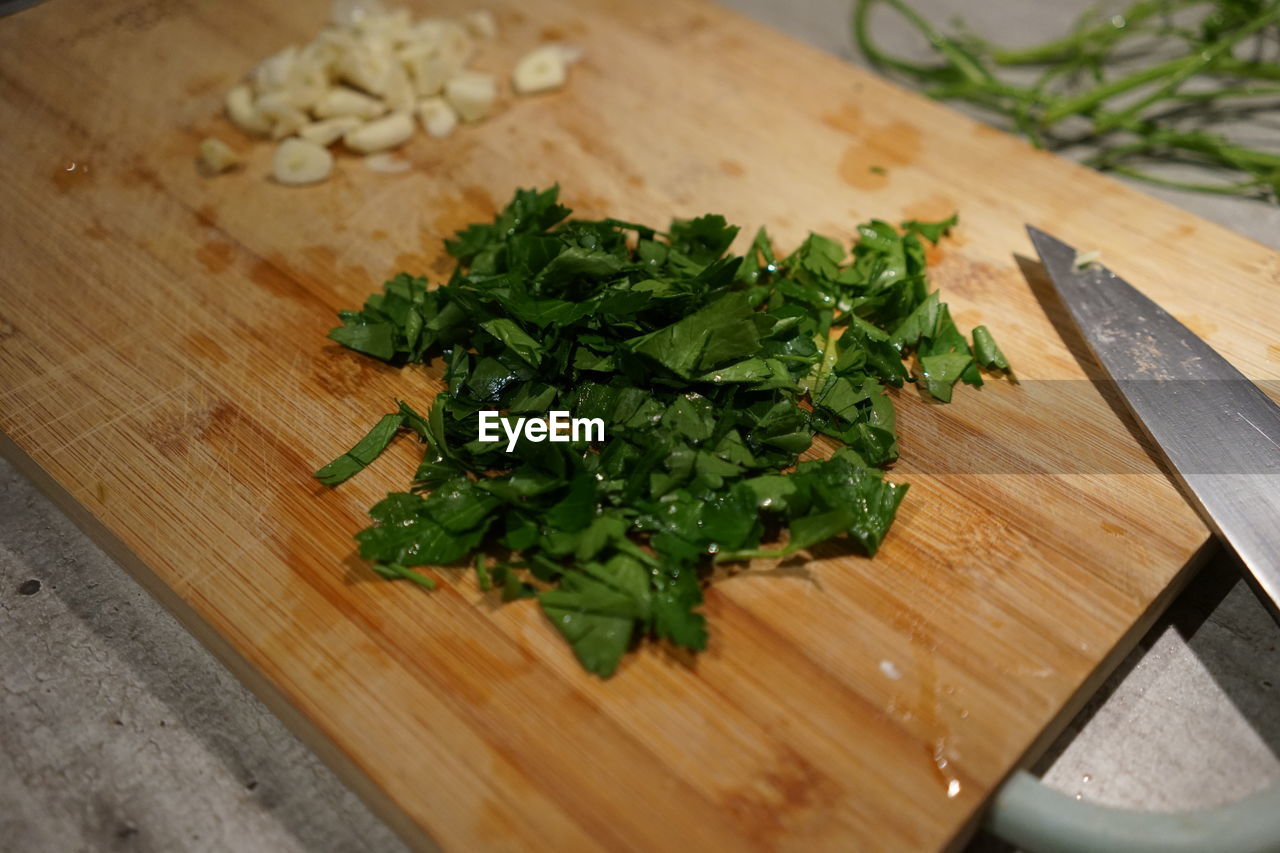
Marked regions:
[1024,223,1054,246]
[1025,224,1076,264]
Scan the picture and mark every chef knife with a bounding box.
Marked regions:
[1027,225,1280,620]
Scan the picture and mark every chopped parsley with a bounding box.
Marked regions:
[317,186,1008,676]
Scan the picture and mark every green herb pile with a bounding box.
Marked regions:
[855,0,1280,200]
[316,186,1008,676]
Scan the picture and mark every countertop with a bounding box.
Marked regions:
[1,1,1278,851]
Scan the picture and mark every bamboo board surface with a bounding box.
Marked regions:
[2,0,1279,849]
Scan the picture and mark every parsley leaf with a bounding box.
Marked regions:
[314,413,405,486]
[629,292,761,378]
[972,325,1010,371]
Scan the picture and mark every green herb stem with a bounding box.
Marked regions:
[1041,56,1195,124]
[1093,5,1280,131]
[1107,166,1273,196]
[853,0,1280,201]
[988,0,1202,65]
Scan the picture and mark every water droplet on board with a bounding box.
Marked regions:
[932,740,962,799]
[52,160,93,192]
[1082,774,1092,783]
[879,659,902,680]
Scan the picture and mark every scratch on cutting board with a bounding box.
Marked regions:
[47,383,190,457]
[0,325,152,408]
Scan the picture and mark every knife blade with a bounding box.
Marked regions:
[1027,225,1280,619]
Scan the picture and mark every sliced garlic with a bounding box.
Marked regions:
[256,90,294,116]
[364,152,412,173]
[332,0,386,28]
[513,45,567,95]
[343,111,414,153]
[253,45,299,94]
[431,21,474,74]
[400,44,449,96]
[226,84,272,136]
[463,10,497,39]
[381,60,415,113]
[1074,249,1103,269]
[355,7,411,41]
[417,97,458,138]
[257,92,310,139]
[337,40,393,95]
[272,109,310,139]
[272,138,334,185]
[222,3,564,185]
[386,9,415,41]
[283,61,329,110]
[444,70,496,122]
[405,17,448,46]
[314,85,386,119]
[311,27,357,65]
[297,115,362,147]
[198,138,241,174]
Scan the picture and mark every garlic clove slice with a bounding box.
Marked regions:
[297,116,362,147]
[416,96,458,138]
[199,138,242,174]
[272,137,334,185]
[513,45,568,95]
[343,111,415,153]
[226,84,272,137]
[444,70,496,122]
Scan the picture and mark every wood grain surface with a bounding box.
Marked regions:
[2,0,1278,849]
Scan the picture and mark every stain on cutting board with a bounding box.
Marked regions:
[824,105,921,191]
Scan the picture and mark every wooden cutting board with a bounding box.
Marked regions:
[2,0,1278,849]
